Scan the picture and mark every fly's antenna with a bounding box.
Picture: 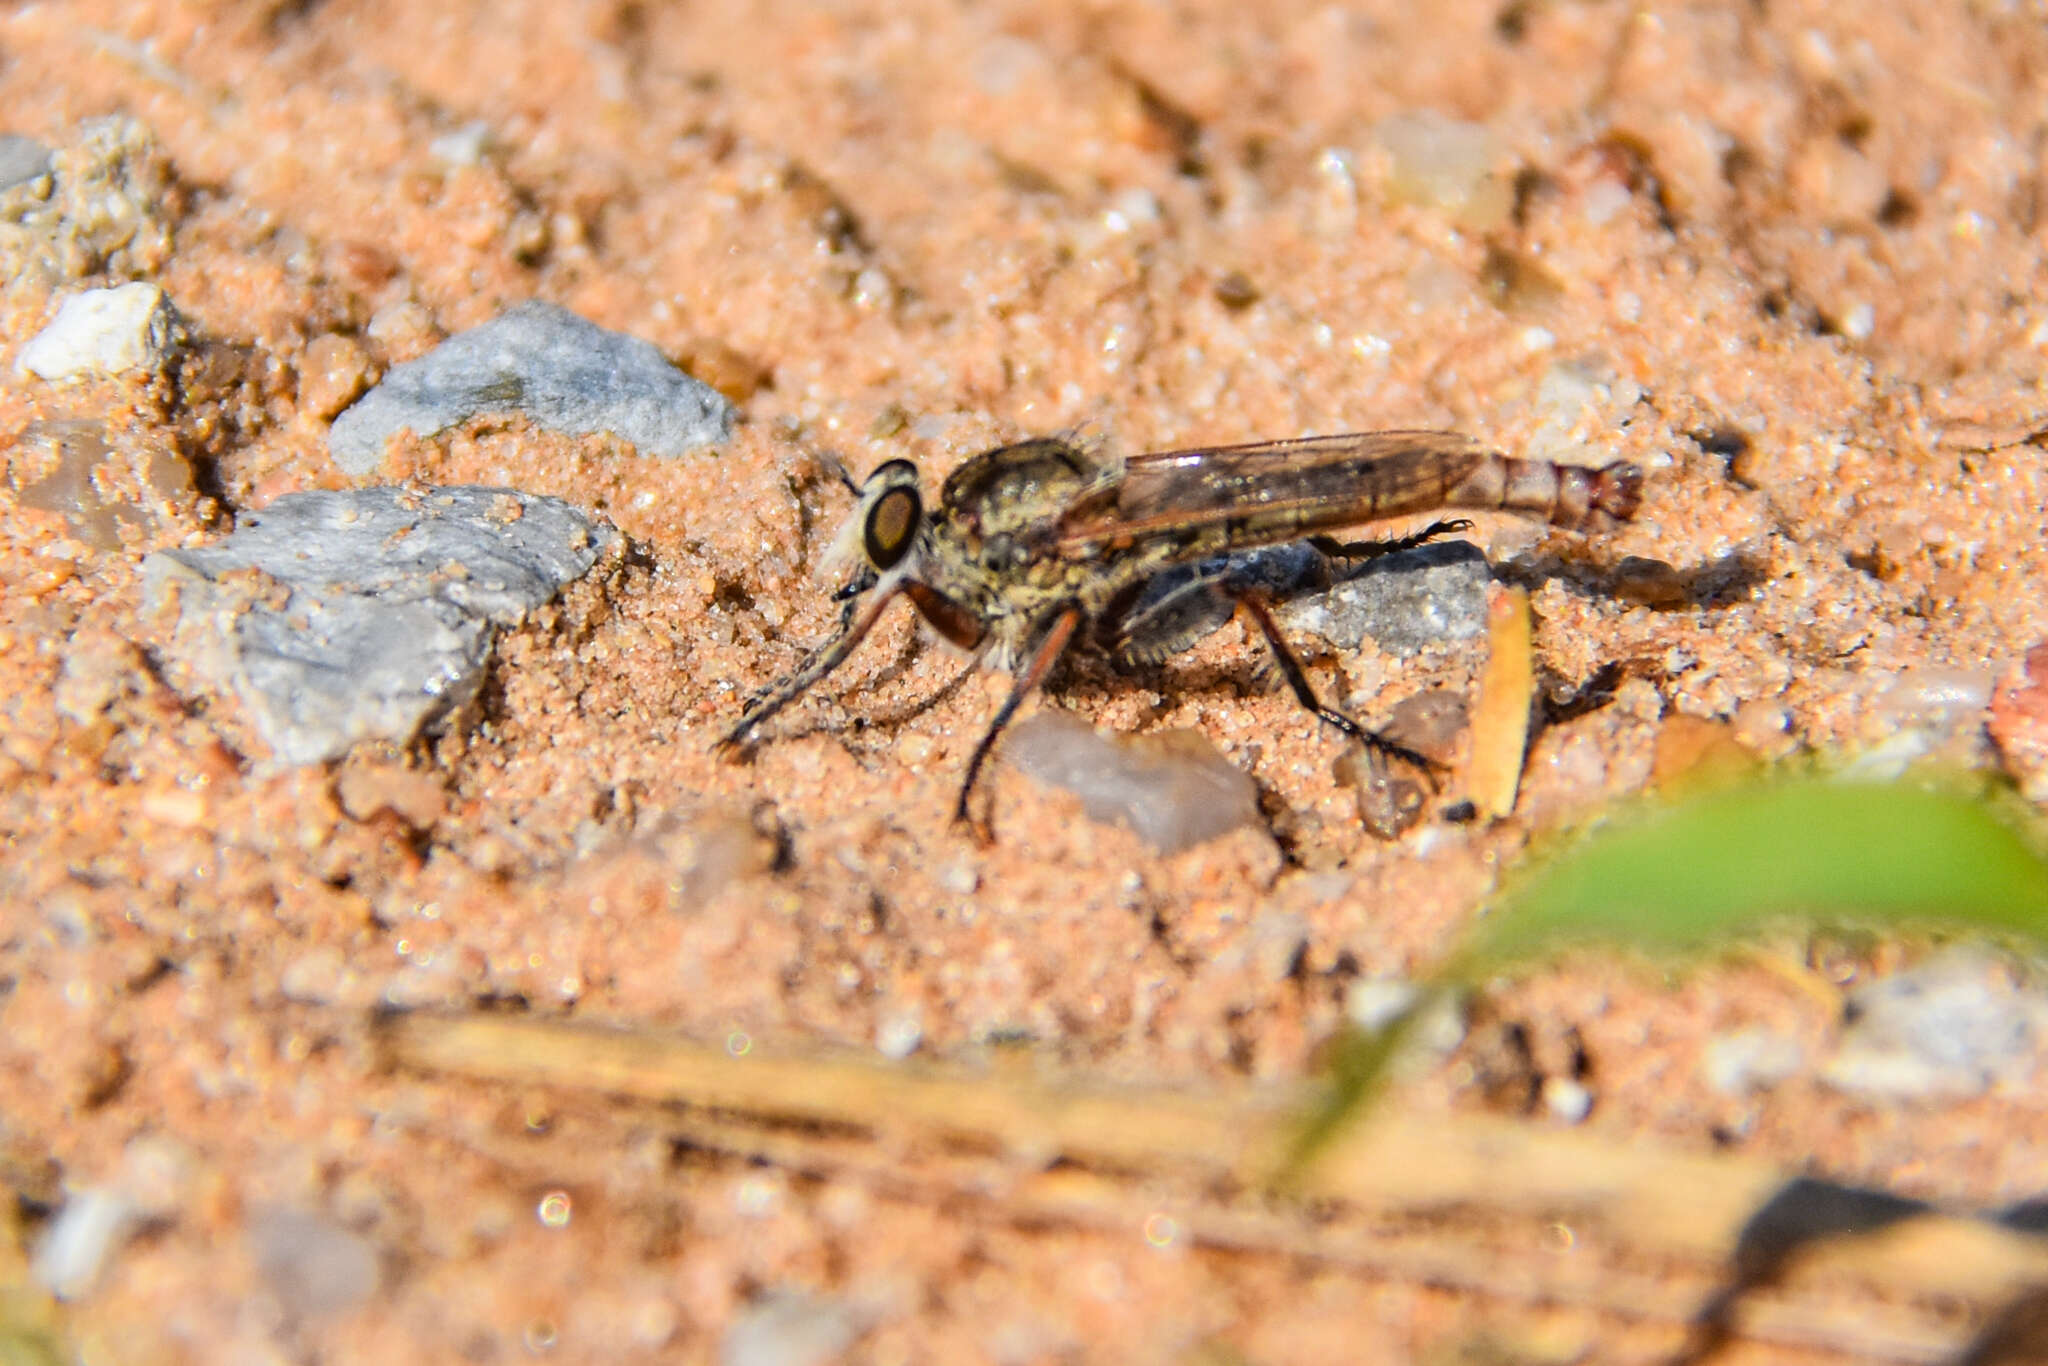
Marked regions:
[815,449,861,495]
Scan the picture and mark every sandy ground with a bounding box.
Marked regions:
[4,1,2048,1362]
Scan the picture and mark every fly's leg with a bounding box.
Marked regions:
[1231,592,1441,780]
[717,582,901,755]
[956,605,1083,835]
[1308,517,1474,562]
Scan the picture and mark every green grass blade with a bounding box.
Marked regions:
[1282,776,2048,1185]
[1459,778,2048,973]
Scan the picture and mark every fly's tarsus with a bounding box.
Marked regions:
[1309,517,1476,561]
[716,429,1643,836]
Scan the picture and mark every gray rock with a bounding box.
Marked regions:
[328,300,734,474]
[1823,948,2048,1101]
[144,486,615,767]
[1004,709,1261,854]
[1702,1027,1805,1097]
[19,282,181,380]
[1279,540,1490,655]
[721,1290,861,1366]
[0,133,52,192]
[248,1208,380,1319]
[1342,977,1468,1057]
[1344,976,1426,1032]
[31,1187,138,1300]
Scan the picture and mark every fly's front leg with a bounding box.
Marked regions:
[1230,592,1441,780]
[956,605,1083,835]
[717,581,901,756]
[1308,517,1474,562]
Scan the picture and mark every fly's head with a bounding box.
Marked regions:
[823,457,927,586]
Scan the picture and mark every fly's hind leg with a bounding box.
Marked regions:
[1230,591,1441,781]
[1308,517,1474,562]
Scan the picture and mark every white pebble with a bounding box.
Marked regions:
[1541,1077,1594,1124]
[1702,1027,1805,1096]
[20,283,179,381]
[875,1011,924,1060]
[32,1188,138,1300]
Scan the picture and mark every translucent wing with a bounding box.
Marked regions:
[1056,430,1491,552]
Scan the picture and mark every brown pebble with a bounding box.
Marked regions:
[336,760,446,829]
[1611,556,1689,609]
[1212,270,1260,309]
[1381,688,1469,766]
[1335,746,1426,840]
[674,338,772,403]
[331,240,399,288]
[1990,642,2048,804]
[298,333,374,420]
[1650,714,1755,789]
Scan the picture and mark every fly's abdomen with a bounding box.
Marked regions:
[1443,457,1643,531]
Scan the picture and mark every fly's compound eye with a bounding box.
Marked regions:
[863,485,922,569]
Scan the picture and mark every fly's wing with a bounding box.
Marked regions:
[1055,430,1491,555]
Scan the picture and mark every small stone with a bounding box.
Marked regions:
[1541,1076,1594,1124]
[20,282,181,381]
[721,1290,861,1366]
[1650,714,1755,788]
[118,1134,197,1220]
[143,486,616,766]
[1003,710,1261,854]
[279,946,355,1006]
[248,1208,380,1319]
[32,1188,138,1300]
[329,300,734,475]
[673,337,773,403]
[875,1011,923,1060]
[1211,270,1259,309]
[297,333,375,420]
[1279,541,1491,655]
[1335,696,1466,843]
[1383,688,1469,764]
[1376,111,1512,227]
[1334,745,1426,839]
[365,299,439,351]
[0,133,52,191]
[1990,644,2048,804]
[428,120,493,167]
[1611,555,1689,609]
[1877,667,1993,730]
[1703,1027,1805,1097]
[1822,948,2048,1101]
[1248,911,1309,982]
[336,760,447,828]
[1344,976,1425,1032]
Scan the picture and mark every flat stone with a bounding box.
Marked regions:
[144,486,615,767]
[1004,709,1261,854]
[328,299,735,474]
[1822,948,2048,1101]
[1279,540,1491,656]
[721,1289,861,1366]
[247,1208,381,1319]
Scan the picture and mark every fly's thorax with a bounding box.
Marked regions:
[939,439,1106,543]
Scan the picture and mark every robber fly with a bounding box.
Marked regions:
[718,430,1641,828]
